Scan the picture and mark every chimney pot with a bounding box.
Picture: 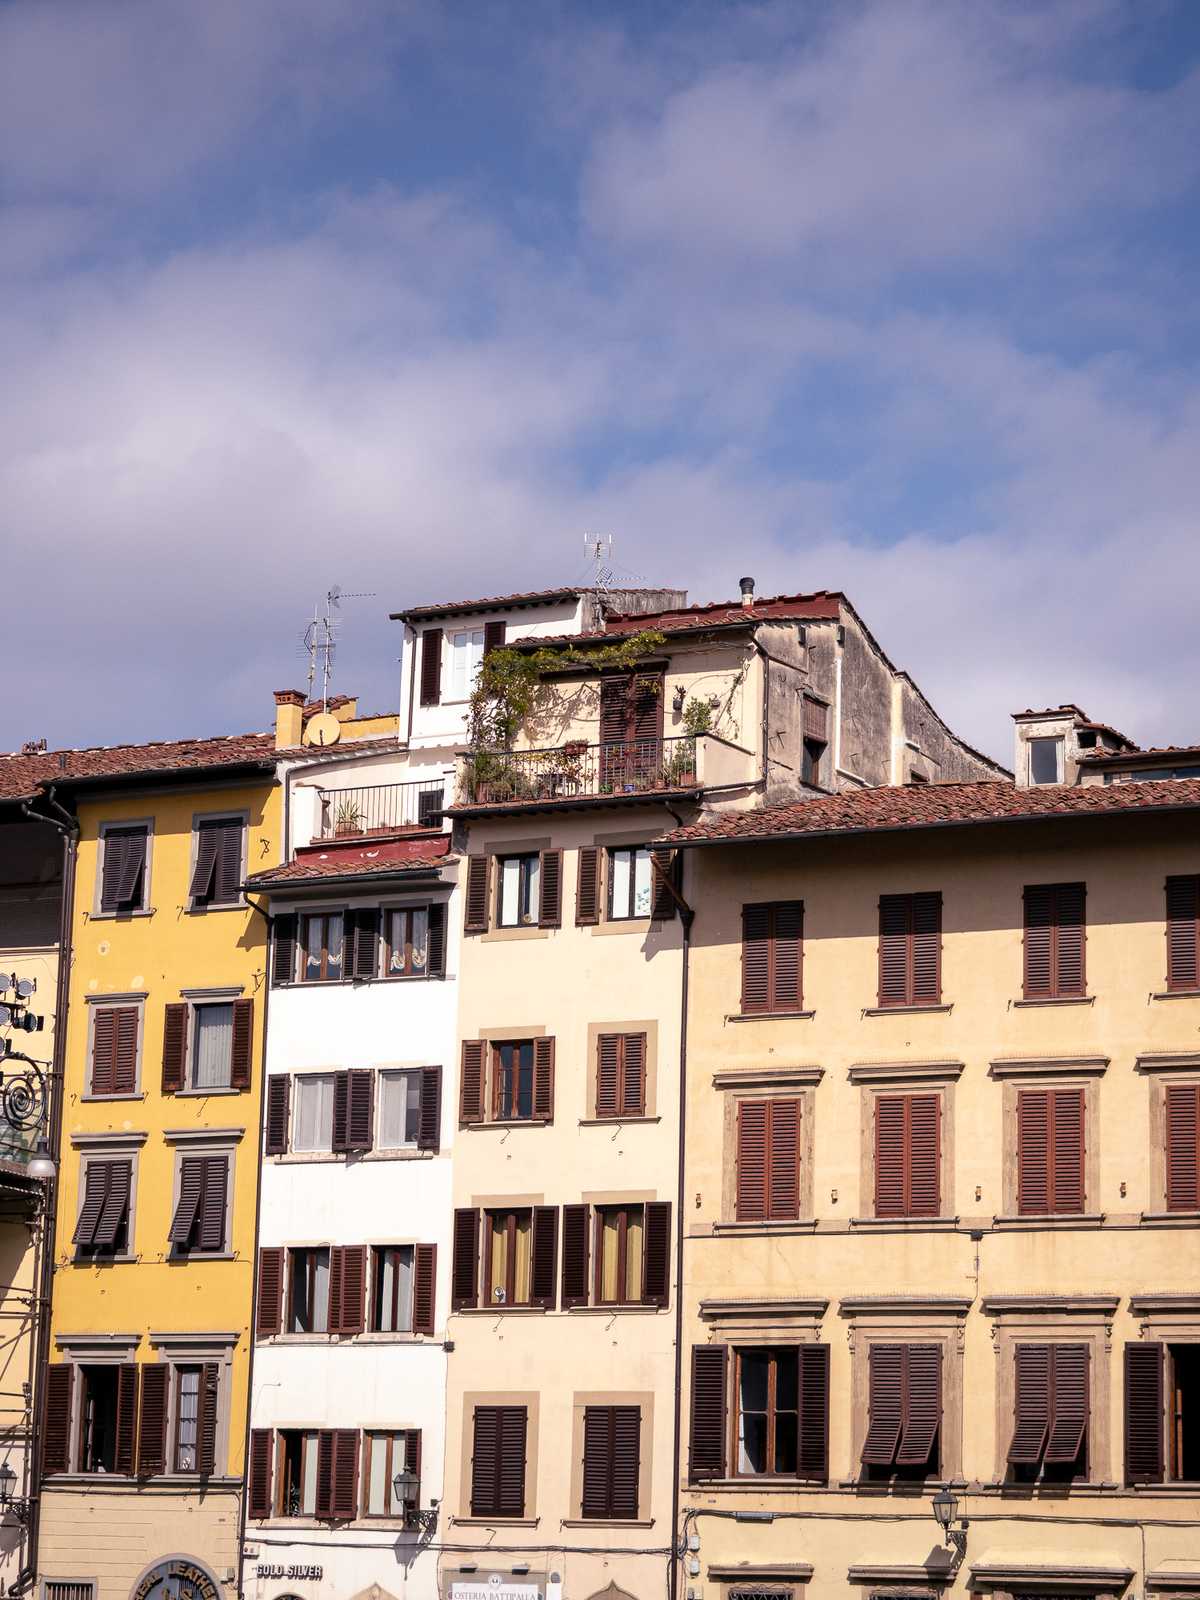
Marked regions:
[273,689,306,749]
[739,576,755,609]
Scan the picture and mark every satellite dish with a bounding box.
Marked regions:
[304,712,342,747]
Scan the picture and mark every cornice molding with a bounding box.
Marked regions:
[708,1566,813,1582]
[989,1055,1109,1079]
[162,1126,245,1145]
[1136,1051,1200,1074]
[699,1297,828,1321]
[712,1066,824,1090]
[839,1295,972,1318]
[981,1294,1120,1317]
[848,1060,964,1085]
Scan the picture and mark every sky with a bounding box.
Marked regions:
[3,0,1199,764]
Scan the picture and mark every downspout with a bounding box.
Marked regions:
[752,638,770,795]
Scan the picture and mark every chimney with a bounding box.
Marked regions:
[739,576,755,610]
[274,689,305,750]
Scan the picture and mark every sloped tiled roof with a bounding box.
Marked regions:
[512,590,844,648]
[0,730,279,803]
[248,833,453,887]
[1081,744,1200,765]
[390,587,587,622]
[664,777,1200,846]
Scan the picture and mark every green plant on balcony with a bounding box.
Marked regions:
[681,696,716,736]
[662,737,699,787]
[333,797,364,835]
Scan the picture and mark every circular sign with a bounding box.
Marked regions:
[131,1557,222,1600]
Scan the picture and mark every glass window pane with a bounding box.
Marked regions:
[499,857,520,926]
[312,1249,330,1332]
[740,1352,770,1411]
[325,914,343,979]
[368,1435,388,1514]
[192,1003,233,1089]
[388,910,408,974]
[409,907,429,972]
[775,1352,798,1410]
[522,856,540,922]
[489,1216,507,1302]
[304,918,322,980]
[379,1071,416,1148]
[293,1076,333,1152]
[301,1433,318,1515]
[611,849,631,917]
[774,1413,798,1474]
[175,1367,199,1471]
[739,1411,767,1474]
[632,849,652,916]
[513,1212,532,1303]
[600,1210,619,1301]
[625,1207,643,1301]
[1030,738,1062,785]
[517,1042,533,1119]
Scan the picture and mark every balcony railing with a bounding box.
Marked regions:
[318,779,445,837]
[459,736,700,807]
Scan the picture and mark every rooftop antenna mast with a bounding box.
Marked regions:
[584,534,614,593]
[302,586,375,709]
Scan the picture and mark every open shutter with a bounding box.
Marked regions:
[642,1201,671,1307]
[907,1094,940,1217]
[533,1037,555,1121]
[413,1243,437,1335]
[420,628,443,706]
[197,1156,228,1251]
[315,1431,335,1519]
[596,1035,620,1119]
[689,1345,727,1480]
[530,1207,558,1309]
[1008,1344,1051,1463]
[459,1041,486,1124]
[138,1364,169,1475]
[115,1363,138,1475]
[100,829,128,912]
[161,1002,188,1093]
[561,1203,590,1308]
[741,905,771,1014]
[190,824,219,902]
[427,902,446,977]
[403,1429,422,1510]
[878,896,911,1007]
[650,848,678,920]
[464,857,490,933]
[736,1101,768,1222]
[1045,1344,1089,1464]
[766,1098,800,1220]
[73,1162,109,1247]
[797,1344,830,1481]
[113,829,146,905]
[346,1069,374,1150]
[215,820,243,905]
[330,1429,360,1520]
[272,913,297,986]
[230,998,253,1090]
[43,1365,74,1475]
[196,1362,220,1475]
[484,620,506,656]
[1054,882,1087,997]
[874,1096,907,1218]
[264,1074,290,1155]
[910,892,941,1004]
[332,1071,350,1151]
[772,901,804,1009]
[257,1247,285,1336]
[1125,1342,1164,1484]
[862,1344,904,1465]
[1017,1089,1051,1214]
[538,849,562,928]
[347,909,380,981]
[327,1248,344,1335]
[576,847,601,925]
[417,1064,442,1151]
[1165,1082,1200,1211]
[94,1159,131,1249]
[1166,875,1200,991]
[248,1429,274,1519]
[896,1344,941,1466]
[1051,1087,1085,1213]
[169,1158,204,1246]
[452,1208,480,1310]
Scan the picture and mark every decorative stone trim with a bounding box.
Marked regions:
[179,984,245,1000]
[84,991,149,1005]
[839,1296,971,1317]
[847,1564,952,1586]
[981,1294,1119,1317]
[1136,1051,1200,1074]
[712,1066,823,1089]
[1146,1572,1200,1593]
[699,1297,828,1322]
[54,1333,139,1355]
[969,1564,1132,1591]
[989,1056,1109,1079]
[1130,1294,1200,1318]
[148,1330,240,1350]
[69,1129,148,1149]
[162,1126,245,1144]
[848,1060,964,1085]
[709,1566,813,1582]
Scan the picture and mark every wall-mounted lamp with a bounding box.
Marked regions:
[931,1486,968,1564]
[0,1462,31,1524]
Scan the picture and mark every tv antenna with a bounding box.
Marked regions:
[584,535,614,593]
[302,586,375,708]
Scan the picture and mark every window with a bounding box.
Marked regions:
[272,1070,383,1156]
[1167,876,1200,991]
[45,1584,96,1600]
[874,1093,940,1218]
[801,695,828,789]
[737,1348,799,1475]
[581,1405,640,1519]
[73,1158,132,1257]
[460,1038,553,1125]
[98,824,148,914]
[736,1099,800,1222]
[365,1430,420,1519]
[1008,1344,1088,1482]
[801,738,825,787]
[448,628,485,700]
[173,1365,202,1472]
[1023,882,1086,999]
[301,911,344,982]
[293,1074,335,1152]
[596,1033,646,1119]
[278,1429,319,1516]
[607,847,652,920]
[288,1248,331,1333]
[1166,1083,1200,1210]
[494,1041,534,1120]
[878,892,942,1007]
[419,628,442,707]
[271,1428,360,1520]
[1126,1341,1200,1484]
[469,1405,527,1518]
[453,1207,555,1312]
[497,854,540,927]
[378,1070,421,1149]
[161,998,252,1095]
[385,906,430,976]
[741,902,804,1014]
[371,1245,414,1333]
[861,1343,941,1479]
[908,769,929,785]
[560,1201,671,1310]
[1017,1088,1085,1215]
[595,1205,644,1305]
[189,815,244,908]
[168,1154,229,1253]
[190,1003,234,1090]
[688,1343,829,1483]
[77,1365,136,1475]
[1029,737,1063,785]
[88,1004,139,1095]
[485,1209,533,1307]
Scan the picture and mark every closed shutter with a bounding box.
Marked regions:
[896,1344,941,1466]
[230,998,253,1091]
[561,1203,590,1308]
[452,1208,480,1309]
[530,1207,558,1309]
[1008,1345,1051,1463]
[215,819,243,905]
[346,1069,374,1150]
[1023,884,1055,997]
[92,1006,139,1095]
[471,1406,527,1518]
[94,1159,131,1249]
[878,893,941,1006]
[596,1034,620,1119]
[169,1158,205,1246]
[610,1405,642,1519]
[861,1345,904,1464]
[484,620,506,656]
[875,1094,940,1218]
[538,850,562,928]
[257,1247,285,1337]
[1054,882,1087,997]
[621,1032,646,1116]
[797,1344,830,1482]
[533,1037,555,1121]
[907,1093,940,1215]
[417,1064,442,1151]
[420,628,443,706]
[878,895,911,1007]
[73,1161,109,1247]
[1125,1342,1164,1484]
[43,1365,74,1475]
[766,1098,801,1220]
[735,1101,768,1222]
[1166,875,1200,991]
[196,1362,220,1475]
[1024,883,1087,998]
[576,847,601,925]
[1017,1089,1050,1214]
[874,1095,906,1218]
[102,827,147,911]
[137,1364,169,1475]
[272,913,298,985]
[264,1075,290,1155]
[910,892,941,1003]
[1051,1087,1085,1212]
[1044,1344,1089,1464]
[346,909,380,982]
[1165,1082,1200,1211]
[161,1002,188,1092]
[771,901,804,1009]
[650,848,677,920]
[115,1364,138,1475]
[248,1429,274,1519]
[464,857,490,933]
[689,1344,727,1480]
[459,1041,486,1124]
[413,1243,437,1335]
[197,1156,228,1251]
[469,1407,502,1518]
[642,1201,671,1306]
[582,1405,640,1519]
[740,905,771,1013]
[427,902,447,976]
[1018,1088,1084,1214]
[330,1429,360,1521]
[330,1246,367,1335]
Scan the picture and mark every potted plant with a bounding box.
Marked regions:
[334,798,364,836]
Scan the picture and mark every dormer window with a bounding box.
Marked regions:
[1028,737,1063,786]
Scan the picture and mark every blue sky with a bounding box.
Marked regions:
[3,0,1199,762]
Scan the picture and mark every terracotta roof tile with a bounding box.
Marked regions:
[248,833,453,886]
[1081,744,1200,764]
[511,590,844,648]
[0,730,279,802]
[390,587,587,622]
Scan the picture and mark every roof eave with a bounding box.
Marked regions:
[245,864,450,895]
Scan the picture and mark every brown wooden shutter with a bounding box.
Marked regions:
[73,1161,109,1248]
[137,1364,169,1475]
[650,848,677,920]
[459,1041,486,1124]
[1024,882,1087,999]
[196,1362,220,1475]
[766,1098,801,1220]
[113,1007,139,1093]
[420,628,443,706]
[216,819,243,905]
[600,675,632,747]
[642,1201,671,1307]
[469,1407,499,1517]
[533,1036,555,1121]
[327,1248,343,1334]
[484,620,506,656]
[621,1032,646,1116]
[1165,1082,1200,1211]
[1166,875,1200,991]
[403,1428,422,1506]
[248,1429,274,1518]
[1017,1089,1051,1214]
[417,1064,442,1151]
[169,1157,205,1246]
[329,1429,360,1520]
[114,1363,138,1475]
[470,1406,527,1518]
[452,1208,480,1310]
[333,1245,367,1335]
[43,1365,74,1475]
[230,998,253,1090]
[1044,1344,1088,1464]
[197,1156,228,1251]
[736,1100,768,1222]
[413,1242,436,1335]
[1051,1086,1085,1213]
[264,1074,290,1155]
[772,900,804,1009]
[538,849,562,928]
[688,1344,727,1480]
[861,1344,904,1464]
[576,846,601,925]
[1023,884,1055,998]
[272,913,297,985]
[102,826,147,910]
[910,892,941,1003]
[427,901,446,976]
[332,1071,350,1150]
[346,908,380,981]
[906,1093,940,1216]
[94,1159,131,1249]
[582,1405,640,1519]
[797,1344,830,1482]
[874,1095,906,1218]
[530,1206,558,1309]
[464,857,490,933]
[161,1002,188,1093]
[100,828,128,912]
[315,1430,338,1519]
[90,1008,117,1096]
[345,1069,374,1150]
[257,1246,285,1336]
[1054,881,1086,997]
[878,895,911,1007]
[1008,1344,1051,1463]
[741,904,771,1014]
[897,1344,941,1466]
[561,1203,590,1308]
[1125,1342,1164,1484]
[596,1034,620,1119]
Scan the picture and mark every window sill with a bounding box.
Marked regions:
[91,908,155,920]
[560,1518,655,1528]
[850,1216,960,1231]
[1012,995,1095,1008]
[74,1254,138,1266]
[455,1305,547,1315]
[45,1473,241,1488]
[173,1086,244,1098]
[992,1213,1104,1230]
[81,1092,146,1103]
[252,1515,423,1531]
[862,1004,952,1017]
[1127,1480,1200,1493]
[1151,989,1200,1000]
[727,1010,815,1023]
[184,902,247,915]
[567,1303,664,1315]
[169,1251,237,1262]
[264,1330,433,1345]
[712,1219,818,1235]
[452,1517,539,1527]
[460,1119,550,1131]
[1140,1210,1200,1226]
[578,1116,661,1127]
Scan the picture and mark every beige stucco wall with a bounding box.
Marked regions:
[680,809,1200,1600]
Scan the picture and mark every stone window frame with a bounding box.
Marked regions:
[454,1390,540,1526]
[478,834,552,944]
[713,1067,822,1230]
[709,1566,812,1600]
[1129,1293,1200,1488]
[163,1127,244,1260]
[81,993,148,1102]
[42,1579,98,1600]
[175,985,248,1097]
[146,1329,239,1479]
[583,1019,660,1122]
[989,1057,1108,1222]
[185,807,249,914]
[51,1334,140,1476]
[980,1295,1119,1486]
[850,1061,963,1227]
[969,1563,1133,1600]
[1137,1053,1200,1221]
[92,817,155,919]
[562,1389,655,1526]
[591,825,666,936]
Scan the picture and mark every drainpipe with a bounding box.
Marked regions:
[752,639,770,797]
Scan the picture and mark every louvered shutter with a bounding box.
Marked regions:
[1017,1090,1051,1215]
[335,1246,367,1335]
[878,895,911,1007]
[772,901,804,1009]
[633,673,664,740]
[43,1365,74,1475]
[907,1094,940,1216]
[452,1208,480,1310]
[689,1345,727,1480]
[642,1201,671,1306]
[797,1344,830,1482]
[897,1344,941,1466]
[248,1429,275,1519]
[1054,882,1087,997]
[650,848,677,920]
[115,1364,138,1475]
[197,1156,228,1251]
[230,998,253,1090]
[161,1002,188,1093]
[464,857,490,933]
[484,620,507,656]
[189,824,219,902]
[91,1008,116,1096]
[1165,1082,1200,1211]
[581,1406,614,1519]
[861,1344,904,1464]
[910,892,941,1004]
[736,1100,768,1222]
[427,901,446,976]
[538,850,562,928]
[346,1069,374,1150]
[73,1161,109,1247]
[767,1098,801,1220]
[215,819,243,905]
[1125,1342,1164,1484]
[596,1034,620,1119]
[327,1247,344,1334]
[741,904,771,1014]
[413,1242,437,1334]
[169,1158,205,1246]
[350,908,381,981]
[874,1096,906,1218]
[1045,1344,1088,1464]
[264,1075,290,1155]
[100,829,129,912]
[460,1041,486,1124]
[403,1429,422,1507]
[1023,884,1055,998]
[576,847,601,925]
[1009,1344,1051,1463]
[1051,1087,1085,1213]
[420,628,443,706]
[417,1064,442,1151]
[315,1431,335,1518]
[600,675,632,749]
[621,1032,646,1116]
[196,1362,220,1475]
[470,1408,503,1517]
[257,1247,285,1336]
[1166,875,1200,991]
[113,1006,139,1093]
[561,1203,590,1308]
[138,1364,169,1475]
[94,1159,131,1249]
[272,913,297,986]
[803,696,829,741]
[332,1071,350,1150]
[330,1429,360,1520]
[111,827,147,907]
[533,1037,555,1121]
[530,1207,558,1309]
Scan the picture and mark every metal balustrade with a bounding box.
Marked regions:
[317,779,445,836]
[459,736,699,806]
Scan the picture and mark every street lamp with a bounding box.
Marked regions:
[931,1486,967,1563]
[27,1139,56,1182]
[392,1470,437,1535]
[0,1461,30,1524]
